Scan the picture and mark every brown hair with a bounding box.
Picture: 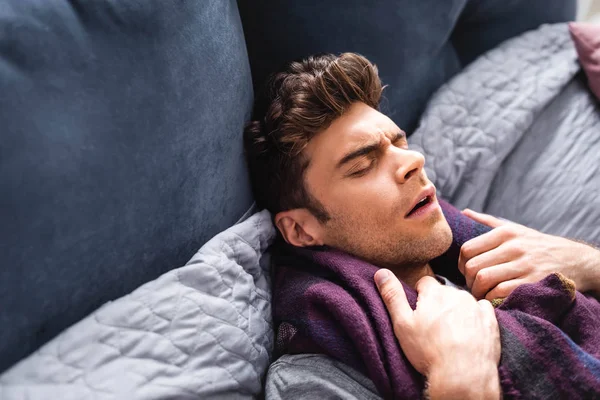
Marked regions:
[243,52,383,222]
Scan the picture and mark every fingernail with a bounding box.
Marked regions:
[374,269,390,287]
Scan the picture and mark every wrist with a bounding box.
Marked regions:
[574,242,600,294]
[426,362,500,400]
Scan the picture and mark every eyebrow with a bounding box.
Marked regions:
[336,131,405,170]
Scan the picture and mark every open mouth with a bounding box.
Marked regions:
[406,195,433,217]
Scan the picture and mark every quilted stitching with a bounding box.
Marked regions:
[410,23,579,209]
[411,23,600,242]
[0,210,276,400]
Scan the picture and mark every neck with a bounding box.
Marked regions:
[390,263,435,289]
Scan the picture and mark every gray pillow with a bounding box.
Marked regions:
[410,24,600,242]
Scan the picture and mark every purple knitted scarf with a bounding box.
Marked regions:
[272,200,600,399]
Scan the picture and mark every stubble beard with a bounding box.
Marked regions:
[325,212,453,271]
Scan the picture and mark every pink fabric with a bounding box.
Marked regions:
[569,22,600,100]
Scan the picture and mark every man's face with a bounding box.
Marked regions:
[303,102,452,269]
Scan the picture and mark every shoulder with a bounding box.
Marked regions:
[265,354,382,400]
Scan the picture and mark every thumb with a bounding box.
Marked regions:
[462,208,507,228]
[374,269,412,327]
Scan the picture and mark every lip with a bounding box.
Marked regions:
[405,186,438,218]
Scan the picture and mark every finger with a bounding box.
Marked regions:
[413,276,445,307]
[484,279,527,302]
[458,229,513,276]
[477,299,501,363]
[464,245,518,289]
[374,269,413,326]
[477,299,495,317]
[462,209,507,228]
[414,275,442,296]
[477,299,498,327]
[471,262,523,300]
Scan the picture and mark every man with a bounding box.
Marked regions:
[244,53,600,398]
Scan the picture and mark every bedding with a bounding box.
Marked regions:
[0,210,276,400]
[2,22,597,400]
[1,0,574,378]
[410,23,600,243]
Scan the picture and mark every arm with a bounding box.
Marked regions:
[572,240,600,298]
[460,209,600,300]
[374,270,501,400]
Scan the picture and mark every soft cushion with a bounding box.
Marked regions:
[0,0,253,372]
[452,0,577,65]
[238,0,465,134]
[238,0,575,133]
[569,22,600,100]
[411,24,600,242]
[0,210,276,400]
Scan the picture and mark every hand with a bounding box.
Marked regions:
[374,270,500,398]
[460,209,600,300]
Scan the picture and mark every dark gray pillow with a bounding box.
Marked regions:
[0,0,253,372]
[239,0,575,134]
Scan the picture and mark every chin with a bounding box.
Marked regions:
[430,218,453,257]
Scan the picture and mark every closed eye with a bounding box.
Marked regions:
[348,157,376,177]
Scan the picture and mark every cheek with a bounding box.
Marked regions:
[333,175,399,211]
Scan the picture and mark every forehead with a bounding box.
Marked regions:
[304,102,399,166]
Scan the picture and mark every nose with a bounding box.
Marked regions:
[394,150,425,184]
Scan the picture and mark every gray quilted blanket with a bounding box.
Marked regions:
[410,23,600,242]
[2,23,598,400]
[0,210,277,399]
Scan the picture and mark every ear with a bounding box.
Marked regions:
[274,209,324,247]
